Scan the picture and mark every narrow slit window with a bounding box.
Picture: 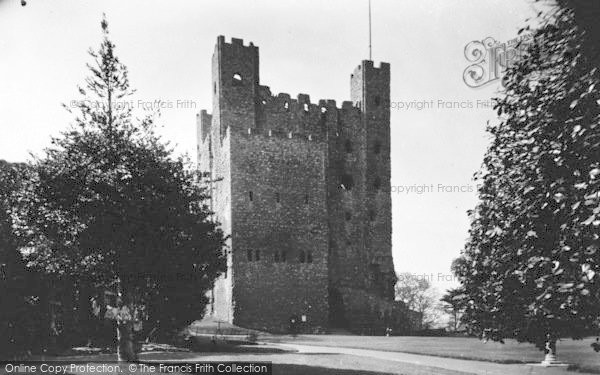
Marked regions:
[249,191,253,201]
[373,177,382,190]
[374,141,381,155]
[345,140,353,153]
[341,174,354,190]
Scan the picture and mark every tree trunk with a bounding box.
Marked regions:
[116,282,138,362]
[541,333,565,366]
[46,280,59,354]
[77,281,93,346]
[117,320,137,361]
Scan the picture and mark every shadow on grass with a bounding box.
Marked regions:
[309,348,600,374]
[188,344,290,354]
[568,364,600,375]
[273,364,395,375]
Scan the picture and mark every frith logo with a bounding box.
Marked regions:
[463,34,533,88]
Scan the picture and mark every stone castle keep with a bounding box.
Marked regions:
[197,36,398,333]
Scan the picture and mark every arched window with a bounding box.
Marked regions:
[281,250,287,262]
[247,249,253,261]
[299,250,306,263]
[273,251,280,262]
[232,73,243,85]
[374,95,381,107]
[307,251,313,263]
[345,212,352,221]
[255,249,260,261]
[303,103,309,112]
[304,194,309,204]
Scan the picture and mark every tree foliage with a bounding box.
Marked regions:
[455,3,600,350]
[440,288,466,332]
[395,273,442,329]
[13,17,226,359]
[0,161,43,357]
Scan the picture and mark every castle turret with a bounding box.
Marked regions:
[213,36,260,137]
[352,61,395,300]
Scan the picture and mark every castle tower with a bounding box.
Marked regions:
[326,61,395,331]
[198,36,395,333]
[352,61,395,302]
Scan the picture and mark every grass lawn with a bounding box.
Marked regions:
[266,335,600,373]
[13,349,471,375]
[14,336,598,375]
[182,352,471,375]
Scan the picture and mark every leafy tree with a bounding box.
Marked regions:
[395,273,442,329]
[0,161,43,357]
[440,288,465,332]
[455,2,600,360]
[14,17,226,361]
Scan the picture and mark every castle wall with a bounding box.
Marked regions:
[360,62,396,301]
[198,36,397,333]
[199,39,241,323]
[229,130,329,332]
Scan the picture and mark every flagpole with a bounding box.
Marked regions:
[368,0,372,60]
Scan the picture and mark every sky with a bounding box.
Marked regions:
[0,0,550,292]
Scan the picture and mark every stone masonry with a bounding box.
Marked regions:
[197,36,397,333]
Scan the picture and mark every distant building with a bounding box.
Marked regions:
[197,36,397,333]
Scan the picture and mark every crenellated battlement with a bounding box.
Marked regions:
[256,85,362,115]
[199,86,365,143]
[217,35,256,48]
[361,60,391,71]
[254,85,362,138]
